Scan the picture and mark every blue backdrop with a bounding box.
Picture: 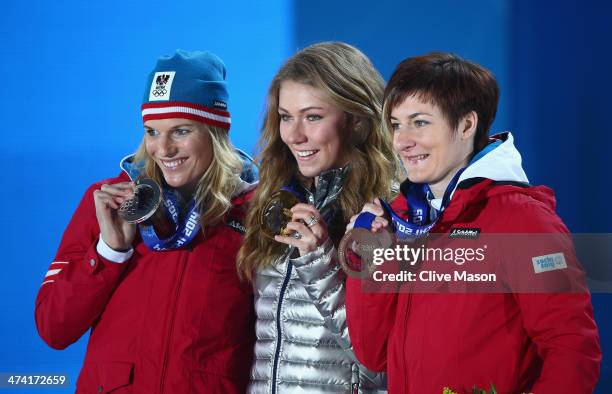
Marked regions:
[1,0,609,392]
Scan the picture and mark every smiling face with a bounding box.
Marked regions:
[144,118,213,196]
[278,80,349,181]
[391,94,476,198]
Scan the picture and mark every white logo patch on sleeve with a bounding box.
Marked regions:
[149,71,176,101]
[532,252,567,274]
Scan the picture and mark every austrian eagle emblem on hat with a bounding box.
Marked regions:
[149,71,176,101]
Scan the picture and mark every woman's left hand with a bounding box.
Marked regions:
[274,203,328,256]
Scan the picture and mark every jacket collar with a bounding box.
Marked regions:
[396,132,540,223]
[294,165,350,211]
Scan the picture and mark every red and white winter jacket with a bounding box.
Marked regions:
[35,171,256,394]
[346,133,601,393]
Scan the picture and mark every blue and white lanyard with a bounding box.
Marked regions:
[354,169,465,240]
[139,189,201,251]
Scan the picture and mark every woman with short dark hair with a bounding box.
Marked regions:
[345,52,601,393]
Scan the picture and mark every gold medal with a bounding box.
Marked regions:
[259,190,301,239]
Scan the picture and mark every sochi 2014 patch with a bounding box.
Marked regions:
[532,252,567,274]
[149,71,176,101]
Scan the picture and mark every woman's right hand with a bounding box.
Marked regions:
[346,198,389,233]
[93,182,137,251]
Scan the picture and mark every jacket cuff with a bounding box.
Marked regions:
[96,234,134,263]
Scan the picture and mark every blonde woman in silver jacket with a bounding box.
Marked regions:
[237,42,397,393]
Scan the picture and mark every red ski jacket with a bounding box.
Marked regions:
[35,171,255,393]
[346,135,601,393]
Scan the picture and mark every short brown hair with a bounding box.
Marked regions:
[383,52,499,153]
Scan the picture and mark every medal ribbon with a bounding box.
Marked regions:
[139,188,202,251]
[282,178,336,223]
[354,169,465,240]
[120,155,201,251]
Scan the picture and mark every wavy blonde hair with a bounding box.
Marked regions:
[237,42,398,280]
[134,124,243,228]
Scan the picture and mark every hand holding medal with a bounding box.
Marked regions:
[260,191,328,256]
[338,174,463,277]
[339,198,394,277]
[260,189,329,256]
[346,198,390,234]
[274,203,328,256]
[93,181,137,251]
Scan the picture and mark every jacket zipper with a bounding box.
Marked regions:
[271,259,293,394]
[159,252,189,393]
[351,363,360,393]
[401,223,438,391]
[402,287,413,391]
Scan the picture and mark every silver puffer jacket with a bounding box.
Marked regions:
[248,168,387,394]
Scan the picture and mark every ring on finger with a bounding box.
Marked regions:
[305,215,319,228]
[292,231,302,240]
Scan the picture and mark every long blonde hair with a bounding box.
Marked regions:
[134,125,243,227]
[237,42,397,280]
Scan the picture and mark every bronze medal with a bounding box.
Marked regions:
[338,228,393,278]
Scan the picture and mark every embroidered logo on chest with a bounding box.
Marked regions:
[448,227,481,239]
[227,219,246,234]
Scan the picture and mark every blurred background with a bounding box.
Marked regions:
[1,0,610,392]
